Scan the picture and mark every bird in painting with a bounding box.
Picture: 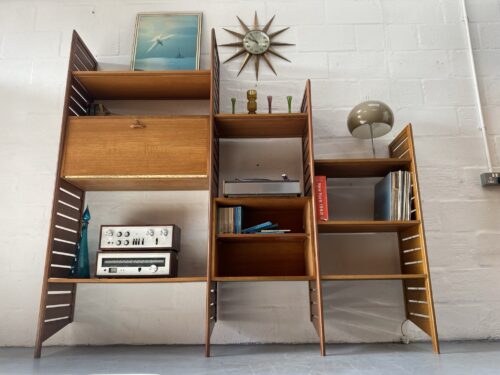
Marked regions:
[146,33,174,53]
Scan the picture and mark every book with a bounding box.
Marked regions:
[260,229,291,234]
[242,221,274,234]
[374,172,392,220]
[314,176,329,221]
[217,206,243,234]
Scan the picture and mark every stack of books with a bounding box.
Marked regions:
[374,170,413,221]
[241,221,290,234]
[217,206,242,234]
[217,207,291,234]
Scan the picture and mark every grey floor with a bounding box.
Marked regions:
[1,342,499,375]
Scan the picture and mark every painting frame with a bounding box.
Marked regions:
[130,12,202,71]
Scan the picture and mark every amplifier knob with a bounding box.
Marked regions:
[117,231,122,237]
[161,228,168,236]
[149,264,158,273]
[147,229,154,236]
[124,231,130,237]
[124,240,129,245]
[105,230,113,236]
[116,240,122,245]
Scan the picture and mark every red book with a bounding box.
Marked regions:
[314,176,329,221]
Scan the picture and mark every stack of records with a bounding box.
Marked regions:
[374,170,413,221]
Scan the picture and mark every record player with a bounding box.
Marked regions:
[223,174,301,197]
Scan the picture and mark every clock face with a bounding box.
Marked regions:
[243,30,270,55]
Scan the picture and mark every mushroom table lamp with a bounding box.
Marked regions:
[347,101,394,158]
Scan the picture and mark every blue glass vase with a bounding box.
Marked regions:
[73,206,91,278]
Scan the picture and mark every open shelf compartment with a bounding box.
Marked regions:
[72,70,211,100]
[214,113,308,138]
[211,197,315,280]
[315,158,411,178]
[318,220,420,233]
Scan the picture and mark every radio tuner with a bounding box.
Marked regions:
[99,225,181,251]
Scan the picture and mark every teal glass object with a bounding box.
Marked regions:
[73,206,91,278]
[231,97,236,114]
[287,96,292,113]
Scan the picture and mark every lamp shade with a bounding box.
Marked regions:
[347,101,394,139]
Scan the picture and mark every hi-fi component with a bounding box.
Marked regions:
[223,174,301,197]
[96,251,178,277]
[99,225,181,251]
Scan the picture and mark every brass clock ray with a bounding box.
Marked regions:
[220,12,294,80]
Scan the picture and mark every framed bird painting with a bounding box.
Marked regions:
[131,12,202,71]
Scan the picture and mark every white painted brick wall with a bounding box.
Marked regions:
[1,0,500,347]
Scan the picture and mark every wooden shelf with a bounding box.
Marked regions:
[63,175,209,191]
[214,113,307,138]
[213,276,314,282]
[215,196,309,209]
[318,220,420,233]
[72,70,211,100]
[315,158,411,178]
[216,233,308,242]
[48,277,206,284]
[321,274,427,281]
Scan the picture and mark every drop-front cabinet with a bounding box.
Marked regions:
[61,115,210,190]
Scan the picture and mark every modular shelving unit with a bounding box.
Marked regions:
[35,30,438,358]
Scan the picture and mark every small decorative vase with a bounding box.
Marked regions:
[73,206,91,278]
[267,96,272,114]
[247,90,257,114]
[231,97,236,114]
[287,96,292,113]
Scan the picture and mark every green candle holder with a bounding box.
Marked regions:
[287,96,292,113]
[231,97,236,114]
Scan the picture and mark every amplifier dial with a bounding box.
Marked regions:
[117,231,122,237]
[116,240,122,245]
[161,228,168,236]
[147,229,154,236]
[124,240,129,245]
[149,264,158,273]
[124,231,130,237]
[105,230,113,236]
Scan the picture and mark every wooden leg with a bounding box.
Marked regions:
[309,280,325,356]
[205,281,217,357]
[34,283,75,358]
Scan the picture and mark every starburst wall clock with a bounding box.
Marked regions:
[220,12,294,80]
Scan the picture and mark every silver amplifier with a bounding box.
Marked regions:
[99,225,181,251]
[96,251,178,277]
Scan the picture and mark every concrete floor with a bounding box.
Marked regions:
[1,342,499,375]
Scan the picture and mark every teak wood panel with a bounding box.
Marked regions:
[216,241,308,277]
[214,113,308,138]
[61,116,209,185]
[48,277,206,283]
[72,70,211,100]
[35,31,95,358]
[301,80,326,355]
[205,29,220,357]
[390,124,440,353]
[321,274,426,280]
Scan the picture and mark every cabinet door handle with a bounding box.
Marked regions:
[130,120,146,129]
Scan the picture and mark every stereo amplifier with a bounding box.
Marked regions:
[99,225,180,251]
[96,251,178,277]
